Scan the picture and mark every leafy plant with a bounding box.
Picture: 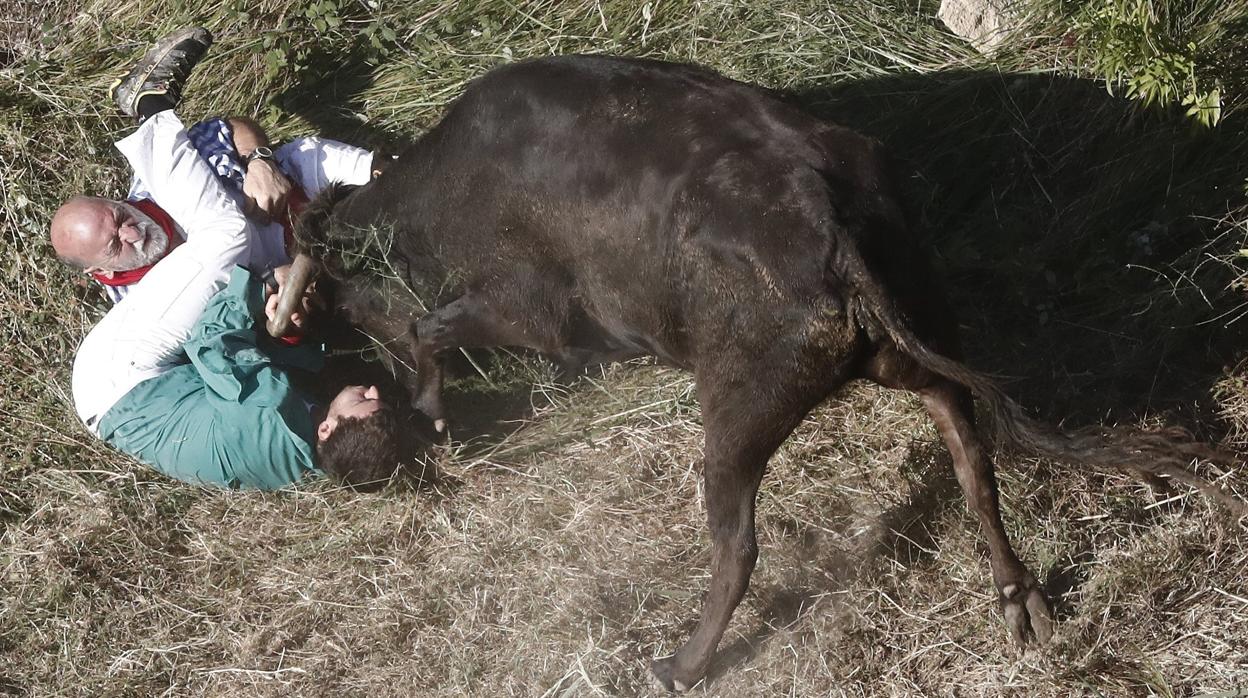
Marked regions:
[224,0,395,83]
[1076,0,1222,127]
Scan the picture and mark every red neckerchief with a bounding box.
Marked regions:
[89,199,182,287]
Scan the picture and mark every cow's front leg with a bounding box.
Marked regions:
[650,454,762,692]
[406,331,447,432]
[408,292,558,431]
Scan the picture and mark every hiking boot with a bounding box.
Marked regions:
[111,27,213,119]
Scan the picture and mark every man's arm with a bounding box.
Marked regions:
[275,136,375,197]
[183,266,322,400]
[216,117,376,219]
[228,116,293,223]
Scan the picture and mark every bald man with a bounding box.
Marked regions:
[52,196,171,273]
[51,115,376,304]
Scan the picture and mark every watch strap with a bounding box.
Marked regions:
[247,145,274,164]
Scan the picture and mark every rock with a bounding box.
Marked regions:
[937,0,1026,53]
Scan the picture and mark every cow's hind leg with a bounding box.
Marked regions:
[650,368,830,691]
[867,350,1054,647]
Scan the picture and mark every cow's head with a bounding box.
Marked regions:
[267,182,360,337]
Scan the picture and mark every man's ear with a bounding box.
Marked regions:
[317,418,336,443]
[85,267,113,279]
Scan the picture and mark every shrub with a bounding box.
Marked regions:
[1074,0,1223,126]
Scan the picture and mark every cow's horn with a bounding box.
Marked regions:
[266,253,320,338]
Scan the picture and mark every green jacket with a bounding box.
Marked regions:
[98,267,324,489]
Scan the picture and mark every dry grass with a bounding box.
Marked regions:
[4,1,1248,696]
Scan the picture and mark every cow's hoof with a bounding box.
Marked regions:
[650,656,696,693]
[1001,576,1054,647]
[412,395,448,432]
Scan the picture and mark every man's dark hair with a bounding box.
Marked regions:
[316,409,403,489]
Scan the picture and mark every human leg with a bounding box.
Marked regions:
[112,27,212,121]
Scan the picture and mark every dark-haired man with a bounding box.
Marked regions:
[64,27,401,489]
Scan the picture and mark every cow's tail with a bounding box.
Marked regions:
[832,241,1247,513]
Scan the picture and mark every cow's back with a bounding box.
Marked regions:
[342,55,901,364]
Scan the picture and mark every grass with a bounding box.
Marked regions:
[3,0,1248,695]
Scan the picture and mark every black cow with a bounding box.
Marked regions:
[272,55,1242,690]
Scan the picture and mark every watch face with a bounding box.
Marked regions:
[250,146,274,161]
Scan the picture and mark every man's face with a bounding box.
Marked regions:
[51,197,169,275]
[326,384,384,422]
[317,384,385,443]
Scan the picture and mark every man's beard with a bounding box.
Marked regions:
[117,206,169,270]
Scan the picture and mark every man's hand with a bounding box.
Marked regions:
[263,264,317,333]
[264,291,307,332]
[243,158,292,224]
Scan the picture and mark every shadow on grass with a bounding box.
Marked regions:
[274,46,409,153]
[794,71,1248,430]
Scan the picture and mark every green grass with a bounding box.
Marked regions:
[3,0,1248,695]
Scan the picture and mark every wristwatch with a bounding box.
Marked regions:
[246,146,275,167]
